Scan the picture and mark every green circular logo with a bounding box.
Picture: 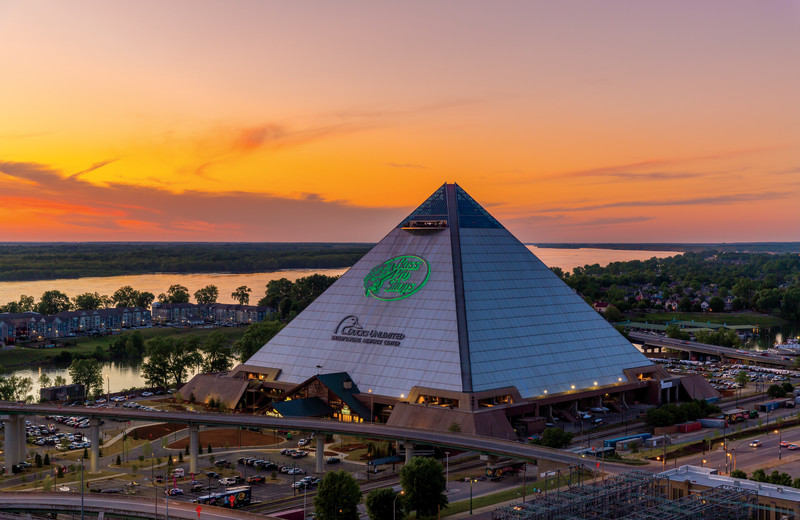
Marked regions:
[363,255,430,301]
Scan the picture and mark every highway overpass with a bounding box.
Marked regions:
[628,332,794,369]
[0,401,611,474]
[0,491,279,519]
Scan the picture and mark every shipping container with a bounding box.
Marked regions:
[699,418,728,429]
[677,421,702,433]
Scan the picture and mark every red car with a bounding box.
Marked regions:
[247,475,265,484]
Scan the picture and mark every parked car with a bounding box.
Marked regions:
[247,475,265,484]
[141,391,153,397]
[326,457,341,464]
[219,477,238,486]
[166,488,183,496]
[205,471,220,479]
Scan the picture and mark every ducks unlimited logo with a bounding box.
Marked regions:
[363,255,430,301]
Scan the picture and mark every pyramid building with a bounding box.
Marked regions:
[243,183,666,435]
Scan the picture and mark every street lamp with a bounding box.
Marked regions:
[393,490,404,520]
[776,427,783,460]
[368,388,374,423]
[701,459,706,468]
[469,478,476,515]
[445,452,450,492]
[80,457,85,520]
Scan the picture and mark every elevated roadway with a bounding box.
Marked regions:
[0,402,595,468]
[629,332,794,369]
[0,491,279,519]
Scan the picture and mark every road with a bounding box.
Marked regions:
[0,491,279,519]
[0,401,622,469]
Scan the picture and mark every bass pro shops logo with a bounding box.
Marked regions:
[363,255,430,301]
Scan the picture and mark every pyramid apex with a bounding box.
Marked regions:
[398,182,502,230]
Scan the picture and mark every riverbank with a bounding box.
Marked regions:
[0,326,246,370]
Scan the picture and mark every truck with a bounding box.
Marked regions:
[485,460,526,479]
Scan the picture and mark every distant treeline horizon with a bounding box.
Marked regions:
[0,243,373,282]
[2,241,799,282]
[531,242,800,254]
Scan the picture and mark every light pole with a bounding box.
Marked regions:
[393,490,404,520]
[469,478,475,515]
[776,426,783,460]
[105,374,110,402]
[303,483,308,519]
[80,457,85,520]
[368,389,374,423]
[701,458,706,468]
[445,452,450,492]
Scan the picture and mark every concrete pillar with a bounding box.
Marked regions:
[315,435,324,474]
[16,417,26,463]
[2,415,23,469]
[405,442,414,463]
[189,424,199,475]
[89,418,100,473]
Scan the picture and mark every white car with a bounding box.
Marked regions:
[749,440,762,447]
[141,391,153,397]
[219,477,238,486]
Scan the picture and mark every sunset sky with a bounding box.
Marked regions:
[1,1,798,243]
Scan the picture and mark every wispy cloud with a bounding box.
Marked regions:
[387,162,426,169]
[536,191,789,213]
[0,159,403,241]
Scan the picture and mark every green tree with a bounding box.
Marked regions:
[18,294,35,311]
[112,286,139,307]
[42,476,53,492]
[399,456,447,519]
[678,297,693,312]
[135,291,156,309]
[53,375,67,387]
[141,337,173,389]
[708,296,725,312]
[194,285,219,305]
[366,488,404,520]
[0,375,35,402]
[730,469,746,479]
[201,331,233,373]
[159,284,190,304]
[666,323,690,341]
[767,384,787,399]
[231,285,252,305]
[539,427,574,448]
[72,292,106,310]
[313,470,362,520]
[604,305,622,322]
[68,359,103,396]
[233,320,285,363]
[38,373,52,390]
[37,290,72,315]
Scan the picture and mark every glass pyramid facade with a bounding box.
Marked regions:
[245,183,653,399]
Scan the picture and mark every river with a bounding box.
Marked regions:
[2,246,681,396]
[0,247,680,305]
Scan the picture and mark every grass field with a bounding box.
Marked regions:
[0,326,247,369]
[638,312,788,327]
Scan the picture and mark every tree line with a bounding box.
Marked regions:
[0,243,370,281]
[1,274,339,317]
[555,250,800,322]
